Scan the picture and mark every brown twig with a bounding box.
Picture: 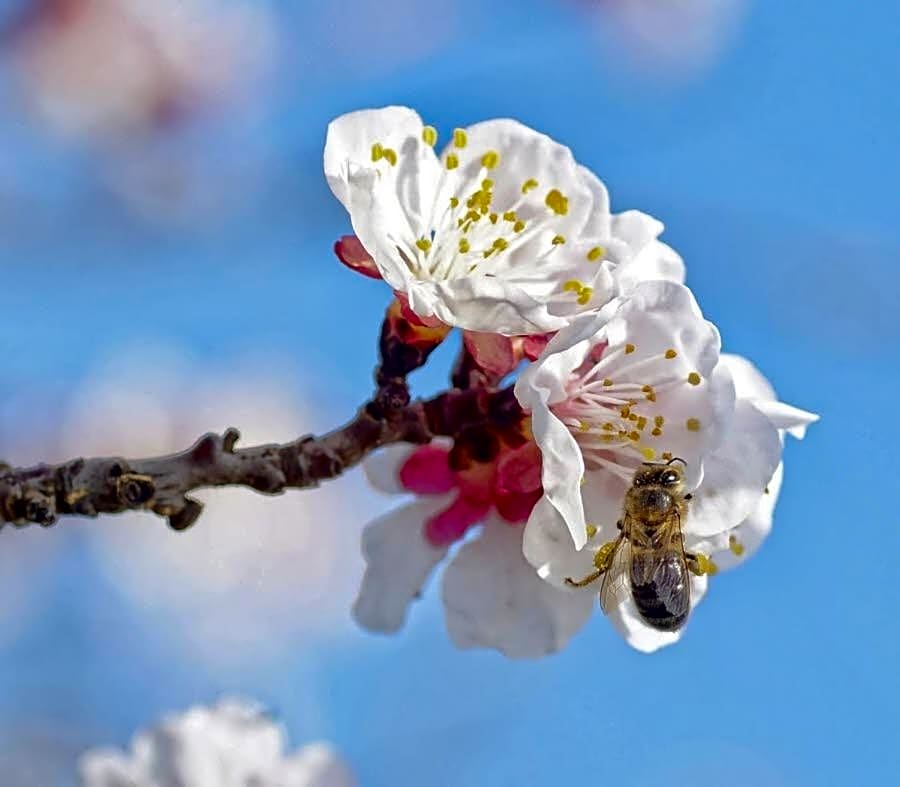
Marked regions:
[0,388,521,532]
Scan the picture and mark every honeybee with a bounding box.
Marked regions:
[565,458,715,632]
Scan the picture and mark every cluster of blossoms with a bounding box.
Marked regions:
[79,698,355,787]
[326,106,817,654]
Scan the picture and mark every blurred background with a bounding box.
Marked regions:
[0,0,898,784]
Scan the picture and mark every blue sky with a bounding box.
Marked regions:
[0,0,898,784]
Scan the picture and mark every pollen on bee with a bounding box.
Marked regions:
[545,189,569,215]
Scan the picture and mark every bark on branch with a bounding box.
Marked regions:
[0,387,522,532]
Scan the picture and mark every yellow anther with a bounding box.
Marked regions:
[602,378,613,387]
[593,540,618,570]
[579,419,591,432]
[415,238,431,252]
[646,392,657,402]
[686,418,702,432]
[577,287,593,305]
[628,431,640,442]
[465,209,481,223]
[422,126,438,146]
[481,150,500,169]
[446,154,459,170]
[628,413,638,422]
[688,372,702,386]
[480,205,489,215]
[641,447,656,460]
[580,476,586,487]
[601,434,617,443]
[513,220,526,232]
[650,428,663,437]
[620,405,631,418]
[482,178,494,189]
[636,416,648,430]
[654,416,665,427]
[729,535,745,557]
[450,196,459,208]
[493,238,509,251]
[453,128,468,148]
[503,211,517,221]
[665,349,678,359]
[587,246,606,262]
[467,264,478,273]
[551,234,566,245]
[602,422,615,431]
[371,142,384,162]
[662,452,673,461]
[563,280,584,293]
[522,178,539,193]
[382,148,398,166]
[625,343,636,354]
[489,213,499,224]
[459,238,470,254]
[641,385,653,394]
[545,188,569,215]
[586,523,598,539]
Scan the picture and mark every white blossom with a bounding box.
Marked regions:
[354,445,592,658]
[516,280,817,652]
[324,106,683,334]
[78,699,355,787]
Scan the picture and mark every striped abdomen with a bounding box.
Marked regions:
[630,550,691,632]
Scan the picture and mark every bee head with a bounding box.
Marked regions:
[626,460,686,522]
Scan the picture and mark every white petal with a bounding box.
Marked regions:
[352,499,450,633]
[686,399,782,538]
[276,742,357,787]
[615,239,686,293]
[720,353,777,401]
[442,519,594,658]
[607,573,708,653]
[324,106,428,210]
[690,463,784,571]
[721,354,819,439]
[751,400,819,439]
[78,751,141,787]
[522,497,598,585]
[362,444,417,494]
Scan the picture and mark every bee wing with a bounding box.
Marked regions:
[599,534,632,615]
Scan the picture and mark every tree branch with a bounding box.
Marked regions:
[0,387,522,531]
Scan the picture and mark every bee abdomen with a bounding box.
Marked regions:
[631,554,690,632]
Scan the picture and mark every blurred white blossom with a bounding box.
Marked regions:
[13,0,276,142]
[79,698,355,787]
[61,346,377,667]
[578,0,749,79]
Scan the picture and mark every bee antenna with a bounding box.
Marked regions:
[665,456,687,467]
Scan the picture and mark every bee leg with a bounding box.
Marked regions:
[685,552,718,576]
[565,570,603,588]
